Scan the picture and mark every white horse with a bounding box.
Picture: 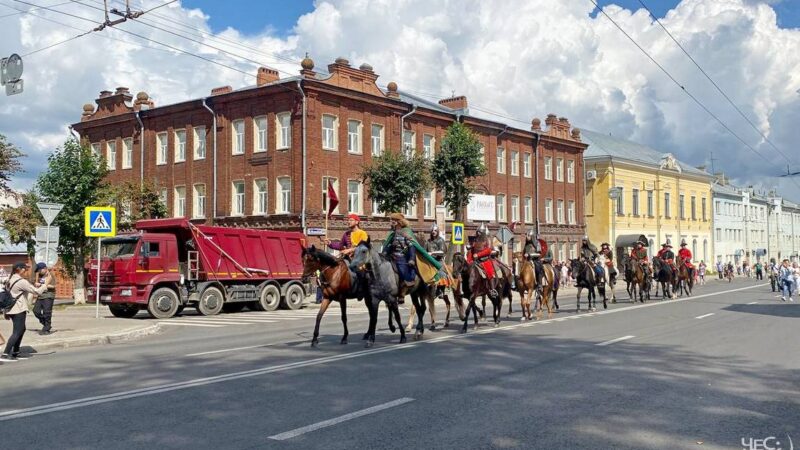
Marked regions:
[595,254,616,303]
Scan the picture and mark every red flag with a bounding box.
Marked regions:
[327,182,339,218]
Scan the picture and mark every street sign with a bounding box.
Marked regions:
[85,206,116,237]
[451,222,465,245]
[306,228,326,236]
[35,242,58,267]
[1,54,23,96]
[435,205,447,240]
[467,194,496,221]
[497,226,514,244]
[35,226,59,243]
[37,202,64,226]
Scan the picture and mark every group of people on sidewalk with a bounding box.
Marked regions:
[776,259,800,302]
[0,262,56,363]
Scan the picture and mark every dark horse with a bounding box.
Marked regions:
[571,258,601,311]
[651,257,675,299]
[455,253,507,332]
[625,257,650,303]
[350,240,436,347]
[675,258,694,297]
[301,246,366,347]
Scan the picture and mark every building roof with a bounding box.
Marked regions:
[711,182,742,197]
[0,230,27,255]
[581,129,711,178]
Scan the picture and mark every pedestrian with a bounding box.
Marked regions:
[754,261,763,280]
[698,261,706,285]
[716,261,723,279]
[2,262,48,362]
[561,262,569,288]
[792,262,800,297]
[32,263,56,335]
[779,259,794,302]
[314,269,323,304]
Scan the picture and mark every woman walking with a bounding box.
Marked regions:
[698,261,707,286]
[779,259,794,302]
[2,262,47,362]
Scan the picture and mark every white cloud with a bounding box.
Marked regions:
[2,0,800,199]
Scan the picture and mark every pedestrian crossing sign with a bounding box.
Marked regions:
[85,206,116,237]
[451,222,465,245]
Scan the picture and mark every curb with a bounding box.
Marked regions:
[22,323,163,353]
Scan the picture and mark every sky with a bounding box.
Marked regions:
[1,0,800,201]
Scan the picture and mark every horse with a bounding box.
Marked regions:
[350,240,436,347]
[535,262,557,320]
[627,258,651,303]
[301,245,365,347]
[675,258,694,297]
[480,259,514,320]
[621,255,636,300]
[404,260,461,331]
[571,258,601,311]
[595,254,616,304]
[651,257,675,299]
[513,253,538,321]
[457,253,508,332]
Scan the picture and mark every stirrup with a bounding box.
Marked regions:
[489,289,499,298]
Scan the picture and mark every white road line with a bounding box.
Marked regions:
[167,319,259,326]
[747,301,759,305]
[268,398,415,441]
[186,343,280,357]
[0,283,764,422]
[695,313,715,319]
[184,317,279,323]
[158,322,224,328]
[596,335,635,346]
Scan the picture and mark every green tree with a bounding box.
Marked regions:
[0,190,43,257]
[105,181,167,230]
[361,150,431,215]
[37,139,108,300]
[0,133,24,194]
[431,121,487,221]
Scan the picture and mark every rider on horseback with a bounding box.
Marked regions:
[656,240,677,278]
[599,243,617,283]
[383,213,418,289]
[580,236,598,261]
[425,224,449,295]
[523,230,551,292]
[321,213,369,269]
[630,241,652,276]
[678,240,695,279]
[467,223,499,297]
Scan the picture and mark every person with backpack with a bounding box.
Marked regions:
[32,263,56,335]
[2,262,47,362]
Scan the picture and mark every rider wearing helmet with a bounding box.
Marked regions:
[580,236,598,261]
[523,230,551,289]
[467,223,498,295]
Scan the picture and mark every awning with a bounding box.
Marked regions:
[755,248,767,256]
[615,234,649,248]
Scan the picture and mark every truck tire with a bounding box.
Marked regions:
[147,288,179,319]
[108,304,140,318]
[254,284,281,311]
[281,284,305,310]
[222,303,246,313]
[197,286,225,316]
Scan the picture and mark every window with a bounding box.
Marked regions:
[679,194,685,220]
[479,146,485,164]
[496,194,506,221]
[510,151,519,176]
[647,190,654,217]
[159,188,168,210]
[174,186,186,217]
[556,158,564,182]
[194,126,206,159]
[372,198,383,216]
[403,130,415,157]
[691,196,697,220]
[544,156,552,180]
[231,120,244,155]
[121,138,133,169]
[106,140,116,170]
[231,181,245,216]
[716,228,722,241]
[193,184,206,219]
[423,134,434,160]
[423,190,435,218]
[254,117,267,153]
[321,114,336,150]
[567,160,575,183]
[616,187,624,215]
[523,153,531,178]
[277,177,291,213]
[665,193,671,218]
[404,200,417,219]
[703,239,708,262]
[371,124,383,156]
[632,189,639,216]
[569,244,577,260]
[91,143,100,157]
[511,196,519,222]
[156,132,167,165]
[497,148,505,174]
[322,177,339,214]
[524,197,532,223]
[143,242,160,257]
[174,129,186,161]
[347,180,362,214]
[545,198,553,223]
[347,120,361,154]
[568,200,576,224]
[692,239,697,258]
[253,179,268,215]
[557,199,564,224]
[276,112,291,149]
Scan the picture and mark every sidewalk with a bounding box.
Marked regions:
[0,305,161,353]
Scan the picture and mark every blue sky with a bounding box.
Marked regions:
[184,0,799,35]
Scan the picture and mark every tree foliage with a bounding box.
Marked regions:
[431,121,487,220]
[104,181,167,230]
[37,139,108,280]
[361,150,431,215]
[0,190,43,257]
[0,134,24,194]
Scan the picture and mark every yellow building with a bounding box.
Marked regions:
[582,130,714,263]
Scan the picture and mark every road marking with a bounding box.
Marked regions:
[695,313,715,319]
[186,343,280,357]
[182,317,279,323]
[0,283,765,422]
[596,335,635,346]
[158,322,224,328]
[747,301,759,305]
[169,319,259,326]
[268,398,414,441]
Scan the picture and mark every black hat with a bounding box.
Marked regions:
[12,262,29,272]
[35,262,47,272]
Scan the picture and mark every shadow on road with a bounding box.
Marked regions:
[724,303,800,318]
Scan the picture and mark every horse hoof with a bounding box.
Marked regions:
[444,322,449,328]
[611,299,617,304]
[311,340,318,347]
[340,338,348,345]
[362,333,370,340]
[400,336,407,344]
[404,327,412,333]
[494,323,499,328]
[460,328,467,334]
[389,325,397,333]
[365,341,374,348]
[520,316,526,322]
[429,324,436,331]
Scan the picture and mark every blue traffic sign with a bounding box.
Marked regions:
[85,207,116,237]
[451,222,465,245]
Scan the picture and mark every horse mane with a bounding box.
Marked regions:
[312,248,340,267]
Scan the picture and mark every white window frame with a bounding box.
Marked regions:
[231,180,245,216]
[545,198,553,223]
[568,200,576,224]
[557,199,564,224]
[510,151,519,176]
[322,114,337,151]
[497,147,506,174]
[496,194,506,222]
[174,129,186,162]
[174,186,186,218]
[423,134,434,160]
[556,158,564,182]
[254,116,267,153]
[567,160,575,183]
[347,179,363,214]
[276,112,291,150]
[253,178,268,215]
[231,120,244,155]
[322,177,339,215]
[371,123,384,157]
[156,132,167,165]
[423,190,435,218]
[277,177,291,213]
[523,153,531,178]
[479,146,485,165]
[106,140,117,170]
[372,198,384,217]
[404,200,417,219]
[544,156,552,180]
[511,196,519,222]
[193,126,206,160]
[91,143,100,157]
[403,130,415,157]
[524,196,532,223]
[159,188,168,211]
[193,184,206,219]
[347,119,362,154]
[122,138,133,169]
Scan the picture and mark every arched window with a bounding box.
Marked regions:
[648,238,655,257]
[692,239,698,260]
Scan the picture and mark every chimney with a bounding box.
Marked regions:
[211,86,233,96]
[300,55,316,79]
[531,118,542,131]
[90,87,134,120]
[438,95,468,111]
[257,67,280,86]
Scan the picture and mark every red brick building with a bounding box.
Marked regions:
[72,57,587,261]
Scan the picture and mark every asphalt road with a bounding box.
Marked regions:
[0,278,796,450]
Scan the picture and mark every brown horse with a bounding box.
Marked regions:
[405,263,462,331]
[535,263,556,320]
[676,258,694,297]
[301,245,365,347]
[454,253,507,331]
[513,253,542,321]
[627,258,651,303]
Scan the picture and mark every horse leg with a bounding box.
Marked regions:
[390,302,407,344]
[427,296,436,331]
[311,298,331,347]
[480,295,487,321]
[553,289,560,310]
[443,293,452,328]
[506,287,513,317]
[412,294,426,340]
[404,302,415,333]
[461,297,475,333]
[493,294,501,327]
[576,287,582,313]
[365,300,379,348]
[340,298,349,345]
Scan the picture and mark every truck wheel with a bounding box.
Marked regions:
[222,303,245,313]
[197,286,225,316]
[147,288,179,319]
[254,284,281,311]
[108,304,140,318]
[281,284,305,310]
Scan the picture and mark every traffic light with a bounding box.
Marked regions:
[1,54,24,96]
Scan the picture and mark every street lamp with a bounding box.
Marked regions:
[609,187,623,249]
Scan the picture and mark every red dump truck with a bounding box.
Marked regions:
[87,219,309,319]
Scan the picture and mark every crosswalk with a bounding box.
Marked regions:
[156,309,370,328]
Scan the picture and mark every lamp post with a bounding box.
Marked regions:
[609,187,623,249]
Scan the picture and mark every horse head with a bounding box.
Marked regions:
[350,240,374,274]
[301,245,322,278]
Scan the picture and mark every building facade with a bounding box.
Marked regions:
[582,130,714,264]
[72,57,587,258]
